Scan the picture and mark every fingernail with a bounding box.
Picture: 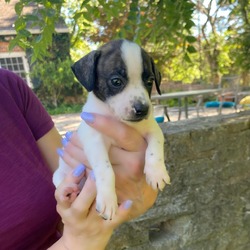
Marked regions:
[123,200,133,210]
[73,164,86,177]
[81,112,95,123]
[56,148,64,158]
[62,137,69,147]
[89,170,96,181]
[65,131,73,141]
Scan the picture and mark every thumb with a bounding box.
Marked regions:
[110,200,133,227]
[55,164,86,207]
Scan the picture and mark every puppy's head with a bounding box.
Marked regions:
[71,39,161,122]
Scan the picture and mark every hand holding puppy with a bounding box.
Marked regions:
[54,167,134,250]
[53,113,158,249]
[56,113,158,219]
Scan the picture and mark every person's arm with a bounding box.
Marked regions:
[5,69,62,173]
[36,126,62,173]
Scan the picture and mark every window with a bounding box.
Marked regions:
[0,52,32,87]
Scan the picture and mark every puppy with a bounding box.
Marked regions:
[53,39,170,220]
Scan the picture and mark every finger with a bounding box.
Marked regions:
[57,148,81,169]
[64,142,90,168]
[70,171,97,217]
[61,132,90,168]
[58,183,80,203]
[108,200,134,228]
[55,164,86,208]
[81,112,146,151]
[67,132,83,148]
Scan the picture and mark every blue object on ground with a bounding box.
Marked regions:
[155,116,164,123]
[205,101,220,108]
[205,101,235,108]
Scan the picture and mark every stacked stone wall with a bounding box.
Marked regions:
[108,111,250,250]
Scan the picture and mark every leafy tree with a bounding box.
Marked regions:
[193,0,250,85]
[65,0,198,78]
[225,0,250,85]
[31,57,76,107]
[7,0,250,86]
[8,0,196,63]
[7,0,64,62]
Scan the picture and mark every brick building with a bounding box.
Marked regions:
[0,0,68,87]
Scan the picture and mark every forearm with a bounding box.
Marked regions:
[37,126,62,173]
[48,229,113,250]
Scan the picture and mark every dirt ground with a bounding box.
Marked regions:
[52,107,239,136]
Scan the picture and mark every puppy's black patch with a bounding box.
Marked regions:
[94,40,128,101]
[141,49,161,96]
[71,50,101,92]
[72,39,162,102]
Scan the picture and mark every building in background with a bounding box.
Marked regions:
[0,0,69,87]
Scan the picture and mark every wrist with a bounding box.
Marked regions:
[61,228,113,250]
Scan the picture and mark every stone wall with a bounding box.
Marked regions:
[107,111,250,250]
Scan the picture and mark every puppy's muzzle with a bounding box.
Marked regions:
[129,101,149,122]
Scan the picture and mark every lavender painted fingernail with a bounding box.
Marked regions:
[81,112,95,123]
[62,137,68,147]
[73,164,86,177]
[56,148,64,158]
[123,200,133,210]
[65,131,73,140]
[89,170,96,181]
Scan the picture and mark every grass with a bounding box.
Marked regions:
[46,104,83,115]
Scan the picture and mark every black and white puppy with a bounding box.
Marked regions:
[53,39,170,220]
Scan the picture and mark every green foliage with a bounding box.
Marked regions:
[8,0,196,63]
[228,0,250,72]
[31,57,76,107]
[8,0,63,62]
[51,33,71,60]
[70,0,196,62]
[6,0,250,88]
[46,103,83,115]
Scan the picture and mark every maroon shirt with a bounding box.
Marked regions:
[0,69,60,249]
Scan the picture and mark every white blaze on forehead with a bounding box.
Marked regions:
[121,40,142,81]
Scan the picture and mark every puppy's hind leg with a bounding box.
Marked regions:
[53,157,71,188]
[78,125,118,220]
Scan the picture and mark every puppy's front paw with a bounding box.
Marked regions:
[144,164,170,191]
[96,189,118,220]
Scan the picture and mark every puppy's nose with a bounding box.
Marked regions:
[133,102,149,118]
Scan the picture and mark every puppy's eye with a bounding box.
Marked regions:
[111,77,123,87]
[146,77,154,87]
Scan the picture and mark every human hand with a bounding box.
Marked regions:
[58,112,158,220]
[55,166,134,250]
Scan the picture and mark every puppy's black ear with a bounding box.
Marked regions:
[151,58,162,95]
[71,50,101,92]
